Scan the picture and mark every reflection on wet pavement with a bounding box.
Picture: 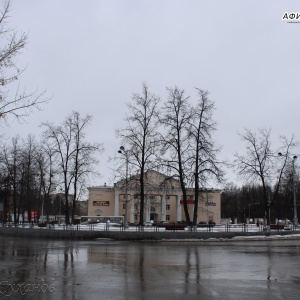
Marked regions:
[1,237,300,299]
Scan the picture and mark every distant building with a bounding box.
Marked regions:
[88,170,221,224]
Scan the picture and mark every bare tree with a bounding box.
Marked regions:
[116,83,160,226]
[0,170,11,224]
[0,1,48,126]
[69,111,103,223]
[234,128,296,224]
[0,136,21,225]
[188,89,224,226]
[19,135,39,223]
[159,87,192,224]
[42,111,103,224]
[35,142,57,223]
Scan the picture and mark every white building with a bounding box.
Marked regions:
[88,170,221,224]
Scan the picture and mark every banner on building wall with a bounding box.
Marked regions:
[93,201,109,206]
[205,202,216,206]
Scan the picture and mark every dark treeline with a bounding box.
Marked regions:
[0,111,103,225]
[222,174,299,224]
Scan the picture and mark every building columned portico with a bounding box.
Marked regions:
[88,170,222,224]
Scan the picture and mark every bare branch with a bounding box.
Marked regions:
[0,0,49,127]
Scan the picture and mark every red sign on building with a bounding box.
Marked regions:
[31,210,38,219]
[180,200,195,204]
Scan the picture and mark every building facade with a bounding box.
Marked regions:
[87,170,222,224]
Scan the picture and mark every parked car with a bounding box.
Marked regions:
[197,221,215,227]
[157,221,169,227]
[144,221,153,227]
[176,221,187,225]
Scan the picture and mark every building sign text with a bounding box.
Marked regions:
[93,201,109,206]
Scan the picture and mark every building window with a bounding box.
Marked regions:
[166,204,170,210]
[166,196,170,200]
[122,203,126,210]
[134,215,138,221]
[134,204,138,210]
[166,215,170,221]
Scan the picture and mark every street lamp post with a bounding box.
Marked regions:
[118,146,129,229]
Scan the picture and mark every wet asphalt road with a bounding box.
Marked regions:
[0,236,300,300]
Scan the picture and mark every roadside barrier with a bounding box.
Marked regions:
[0,222,297,233]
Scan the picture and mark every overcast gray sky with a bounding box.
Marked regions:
[3,0,300,188]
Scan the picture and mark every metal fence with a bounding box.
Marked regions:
[1,222,298,233]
